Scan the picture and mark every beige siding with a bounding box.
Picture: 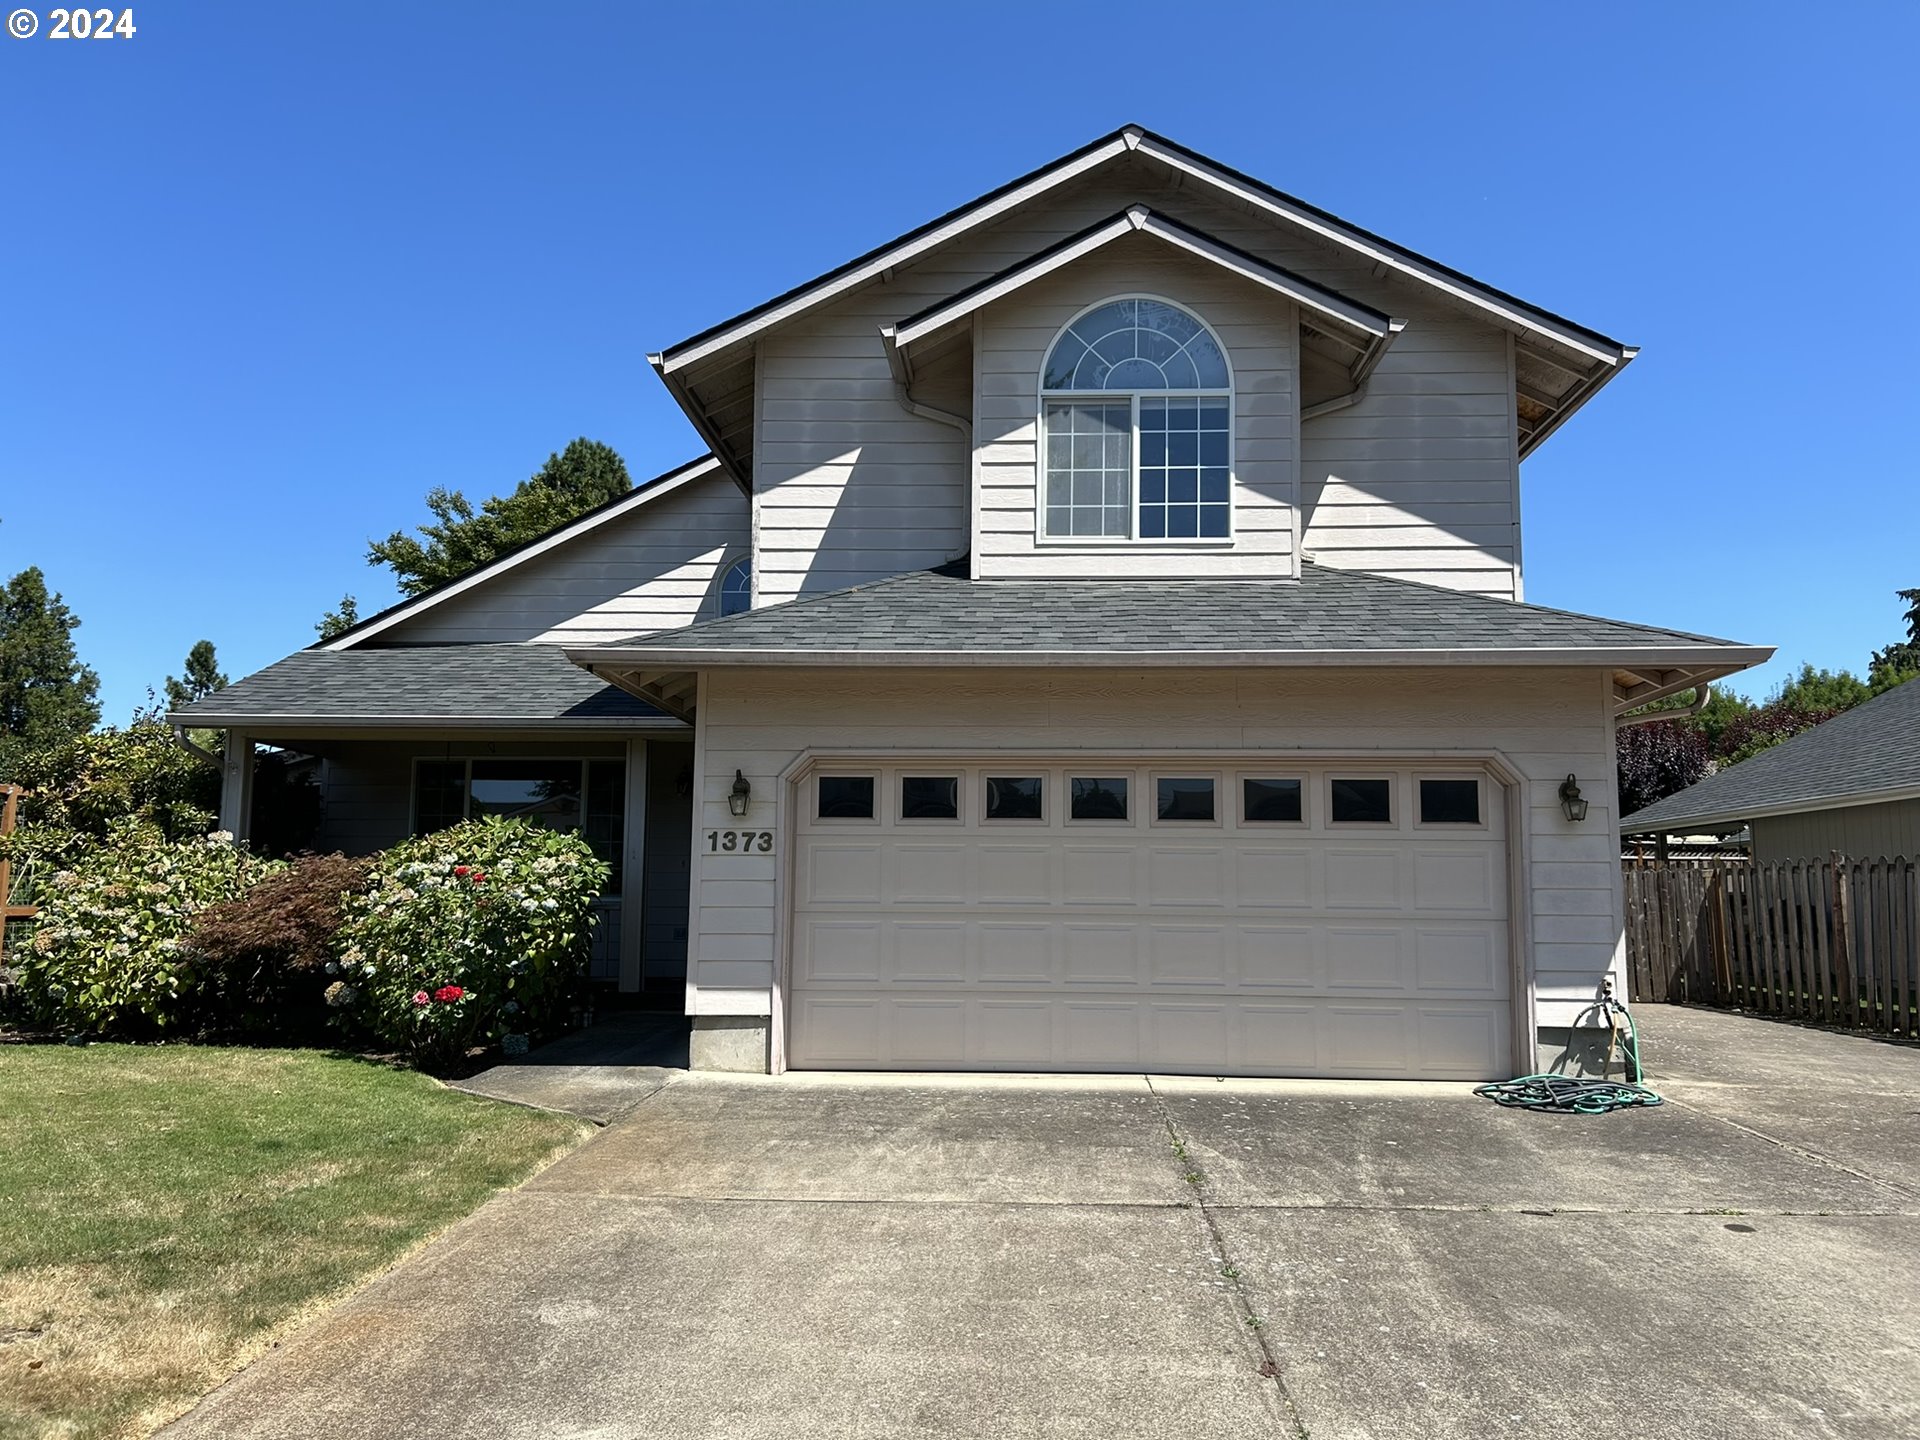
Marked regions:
[379,470,749,644]
[687,665,1622,1034]
[973,237,1296,578]
[751,160,1523,598]
[1751,798,1920,863]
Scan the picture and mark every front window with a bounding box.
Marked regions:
[1041,298,1231,541]
[412,757,625,891]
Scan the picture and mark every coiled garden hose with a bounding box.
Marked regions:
[1474,1000,1664,1114]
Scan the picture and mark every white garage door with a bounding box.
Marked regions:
[788,761,1512,1079]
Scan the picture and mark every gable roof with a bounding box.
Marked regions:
[883,206,1404,389]
[169,644,677,731]
[320,456,725,651]
[569,562,1766,720]
[649,125,1636,481]
[1622,679,1920,833]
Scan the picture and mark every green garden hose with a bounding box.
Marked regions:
[1474,1001,1664,1114]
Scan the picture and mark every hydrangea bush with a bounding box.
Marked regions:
[332,817,608,1068]
[17,824,283,1034]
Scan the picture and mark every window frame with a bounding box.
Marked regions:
[719,554,752,617]
[1066,774,1133,825]
[407,754,626,892]
[897,774,963,825]
[1414,773,1488,831]
[1037,295,1235,547]
[1327,773,1398,828]
[813,772,878,824]
[1238,773,1308,827]
[1150,771,1223,827]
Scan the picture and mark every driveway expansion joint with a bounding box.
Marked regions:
[1663,1093,1920,1200]
[1145,1076,1313,1440]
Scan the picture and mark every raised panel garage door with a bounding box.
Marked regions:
[788,761,1512,1079]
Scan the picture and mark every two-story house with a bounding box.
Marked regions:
[174,127,1770,1079]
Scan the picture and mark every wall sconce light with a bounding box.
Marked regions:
[728,770,752,817]
[1558,774,1589,823]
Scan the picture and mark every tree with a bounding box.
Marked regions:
[315,595,360,641]
[1767,663,1871,714]
[164,639,228,711]
[1616,720,1712,817]
[1870,587,1920,687]
[0,566,101,769]
[366,439,632,598]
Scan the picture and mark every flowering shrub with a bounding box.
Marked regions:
[16,825,283,1034]
[332,817,607,1068]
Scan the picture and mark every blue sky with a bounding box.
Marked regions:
[3,1,1915,723]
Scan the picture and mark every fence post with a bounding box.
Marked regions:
[1831,851,1855,1028]
[1708,866,1732,1003]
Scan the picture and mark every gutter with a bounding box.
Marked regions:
[573,645,1773,671]
[1615,683,1712,729]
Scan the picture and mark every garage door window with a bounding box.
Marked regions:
[901,776,960,821]
[1156,776,1216,822]
[1069,776,1130,822]
[1242,776,1304,824]
[985,776,1045,821]
[1330,777,1392,825]
[1418,778,1482,826]
[817,776,875,820]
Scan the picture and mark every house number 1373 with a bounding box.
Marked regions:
[706,829,774,854]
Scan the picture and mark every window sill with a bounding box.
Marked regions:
[1033,537,1238,549]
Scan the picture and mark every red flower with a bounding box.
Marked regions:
[471,871,487,884]
[453,865,470,877]
[434,985,465,1003]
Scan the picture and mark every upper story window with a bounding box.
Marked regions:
[1041,298,1232,542]
[720,556,751,617]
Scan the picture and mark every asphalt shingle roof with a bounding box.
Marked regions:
[1623,678,1920,831]
[592,561,1754,659]
[169,644,665,728]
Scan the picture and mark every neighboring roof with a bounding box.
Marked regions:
[573,561,1767,673]
[1623,679,1920,833]
[884,206,1404,388]
[319,456,725,651]
[169,644,677,731]
[648,126,1635,482]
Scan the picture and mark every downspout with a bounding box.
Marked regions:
[1300,379,1370,422]
[1615,683,1712,728]
[890,380,974,565]
[171,724,221,766]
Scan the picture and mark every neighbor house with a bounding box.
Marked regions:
[1623,678,1920,861]
[172,126,1771,1078]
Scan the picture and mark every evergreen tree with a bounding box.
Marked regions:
[315,595,360,641]
[367,439,632,597]
[0,566,101,765]
[163,639,228,711]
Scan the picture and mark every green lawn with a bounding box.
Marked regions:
[0,1043,588,1440]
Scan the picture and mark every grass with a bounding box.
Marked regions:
[0,1042,588,1440]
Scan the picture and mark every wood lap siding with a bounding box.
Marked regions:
[380,471,749,644]
[751,160,1524,600]
[973,240,1297,579]
[687,665,1622,1025]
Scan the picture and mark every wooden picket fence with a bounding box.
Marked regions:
[1623,856,1919,1037]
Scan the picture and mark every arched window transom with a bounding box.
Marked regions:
[1041,299,1231,541]
[720,556,751,617]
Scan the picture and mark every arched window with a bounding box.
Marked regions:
[1041,298,1232,540]
[720,556,751,616]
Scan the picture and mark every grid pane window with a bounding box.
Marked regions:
[1042,299,1231,542]
[1139,400,1230,539]
[1044,402,1131,537]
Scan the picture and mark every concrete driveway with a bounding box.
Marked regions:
[166,1007,1920,1440]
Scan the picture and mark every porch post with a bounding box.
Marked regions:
[619,738,649,993]
[219,730,255,844]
